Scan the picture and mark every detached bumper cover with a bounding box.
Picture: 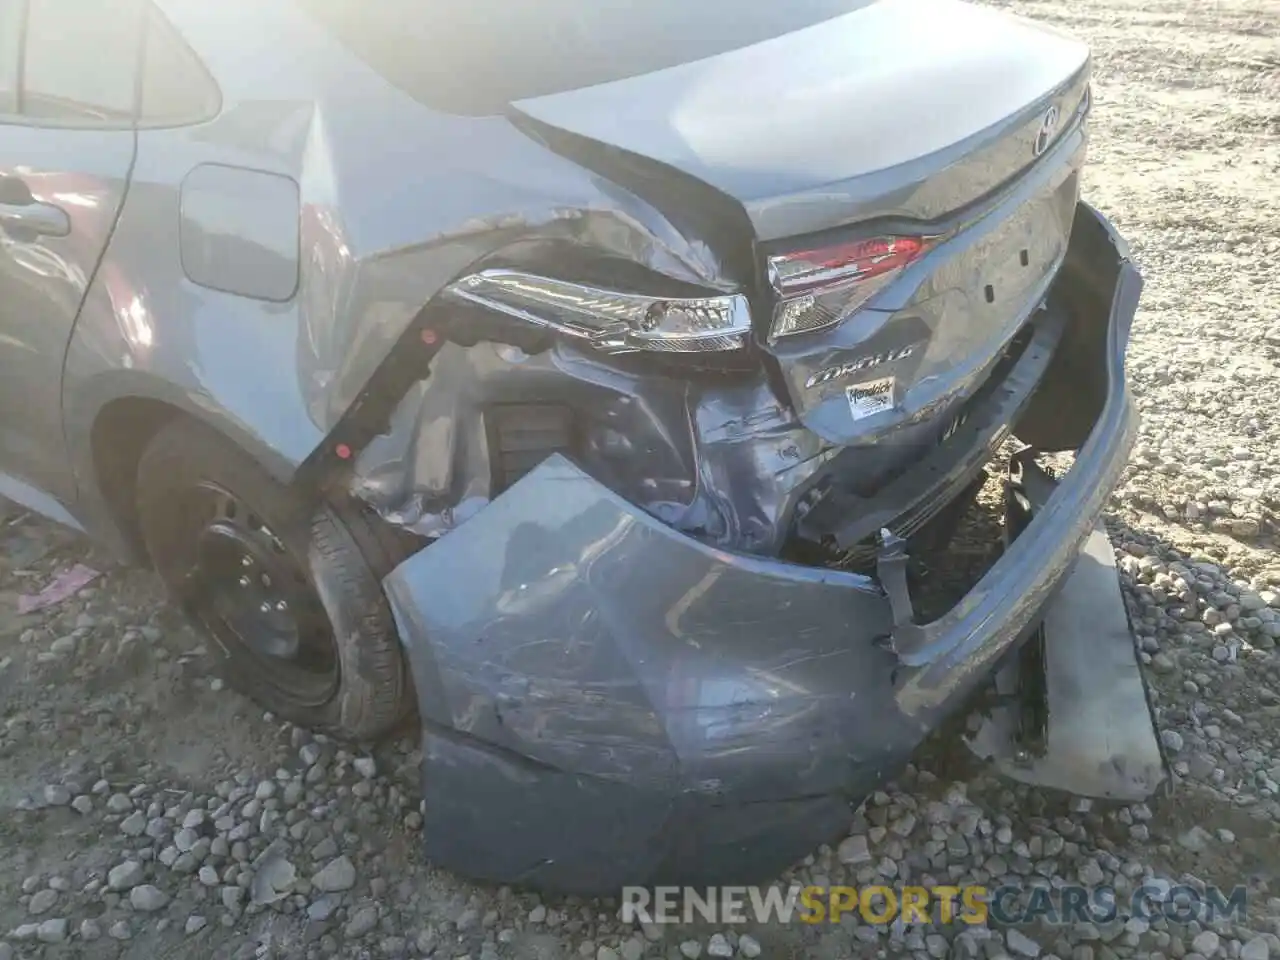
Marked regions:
[381,205,1142,893]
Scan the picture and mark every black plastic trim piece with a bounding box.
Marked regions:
[291,309,448,499]
[821,304,1066,552]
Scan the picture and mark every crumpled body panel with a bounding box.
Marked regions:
[343,96,1093,558]
[61,0,746,560]
[351,342,836,554]
[383,454,906,890]
[378,204,1142,893]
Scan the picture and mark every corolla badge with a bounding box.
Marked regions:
[804,343,919,389]
[1033,105,1061,157]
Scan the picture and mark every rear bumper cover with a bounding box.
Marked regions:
[381,204,1141,893]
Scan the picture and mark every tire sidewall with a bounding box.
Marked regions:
[134,419,408,741]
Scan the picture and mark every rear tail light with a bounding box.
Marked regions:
[767,235,936,341]
[445,269,751,354]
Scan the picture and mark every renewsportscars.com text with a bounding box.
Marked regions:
[621,884,1248,926]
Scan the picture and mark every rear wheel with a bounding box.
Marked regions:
[135,419,412,741]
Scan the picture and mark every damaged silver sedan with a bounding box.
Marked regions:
[0,0,1165,893]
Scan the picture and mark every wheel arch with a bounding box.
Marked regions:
[69,373,315,563]
[89,395,181,559]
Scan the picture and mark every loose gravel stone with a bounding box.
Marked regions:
[119,811,147,836]
[251,852,296,904]
[1078,859,1106,886]
[130,885,169,912]
[174,827,198,851]
[1007,929,1042,958]
[308,895,340,922]
[345,904,379,939]
[1193,932,1221,957]
[108,860,145,891]
[838,835,872,864]
[311,856,356,893]
[26,889,57,915]
[42,785,70,806]
[36,918,68,943]
[708,933,733,957]
[299,743,322,766]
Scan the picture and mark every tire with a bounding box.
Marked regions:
[135,418,412,741]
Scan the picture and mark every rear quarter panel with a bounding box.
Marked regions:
[63,0,718,549]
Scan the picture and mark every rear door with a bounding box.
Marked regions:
[0,0,141,504]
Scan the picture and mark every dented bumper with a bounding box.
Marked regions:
[380,205,1141,893]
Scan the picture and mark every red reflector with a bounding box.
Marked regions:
[335,443,352,460]
[795,236,925,270]
[420,328,438,346]
[772,235,932,295]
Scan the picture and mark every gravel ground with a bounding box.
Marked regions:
[4,0,1280,957]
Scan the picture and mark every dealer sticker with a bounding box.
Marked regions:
[846,377,896,421]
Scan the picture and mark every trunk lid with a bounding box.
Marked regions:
[510,0,1090,242]
[512,0,1092,457]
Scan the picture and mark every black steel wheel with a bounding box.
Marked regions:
[185,480,338,706]
[135,418,412,740]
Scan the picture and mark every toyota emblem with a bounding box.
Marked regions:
[1033,105,1061,157]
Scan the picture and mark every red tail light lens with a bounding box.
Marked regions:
[768,235,935,341]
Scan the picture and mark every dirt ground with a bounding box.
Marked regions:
[4,0,1280,958]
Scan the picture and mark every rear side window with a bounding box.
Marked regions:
[297,0,874,116]
[138,3,220,127]
[0,0,216,127]
[0,0,19,113]
[22,0,144,124]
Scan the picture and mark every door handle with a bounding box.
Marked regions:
[0,201,70,238]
